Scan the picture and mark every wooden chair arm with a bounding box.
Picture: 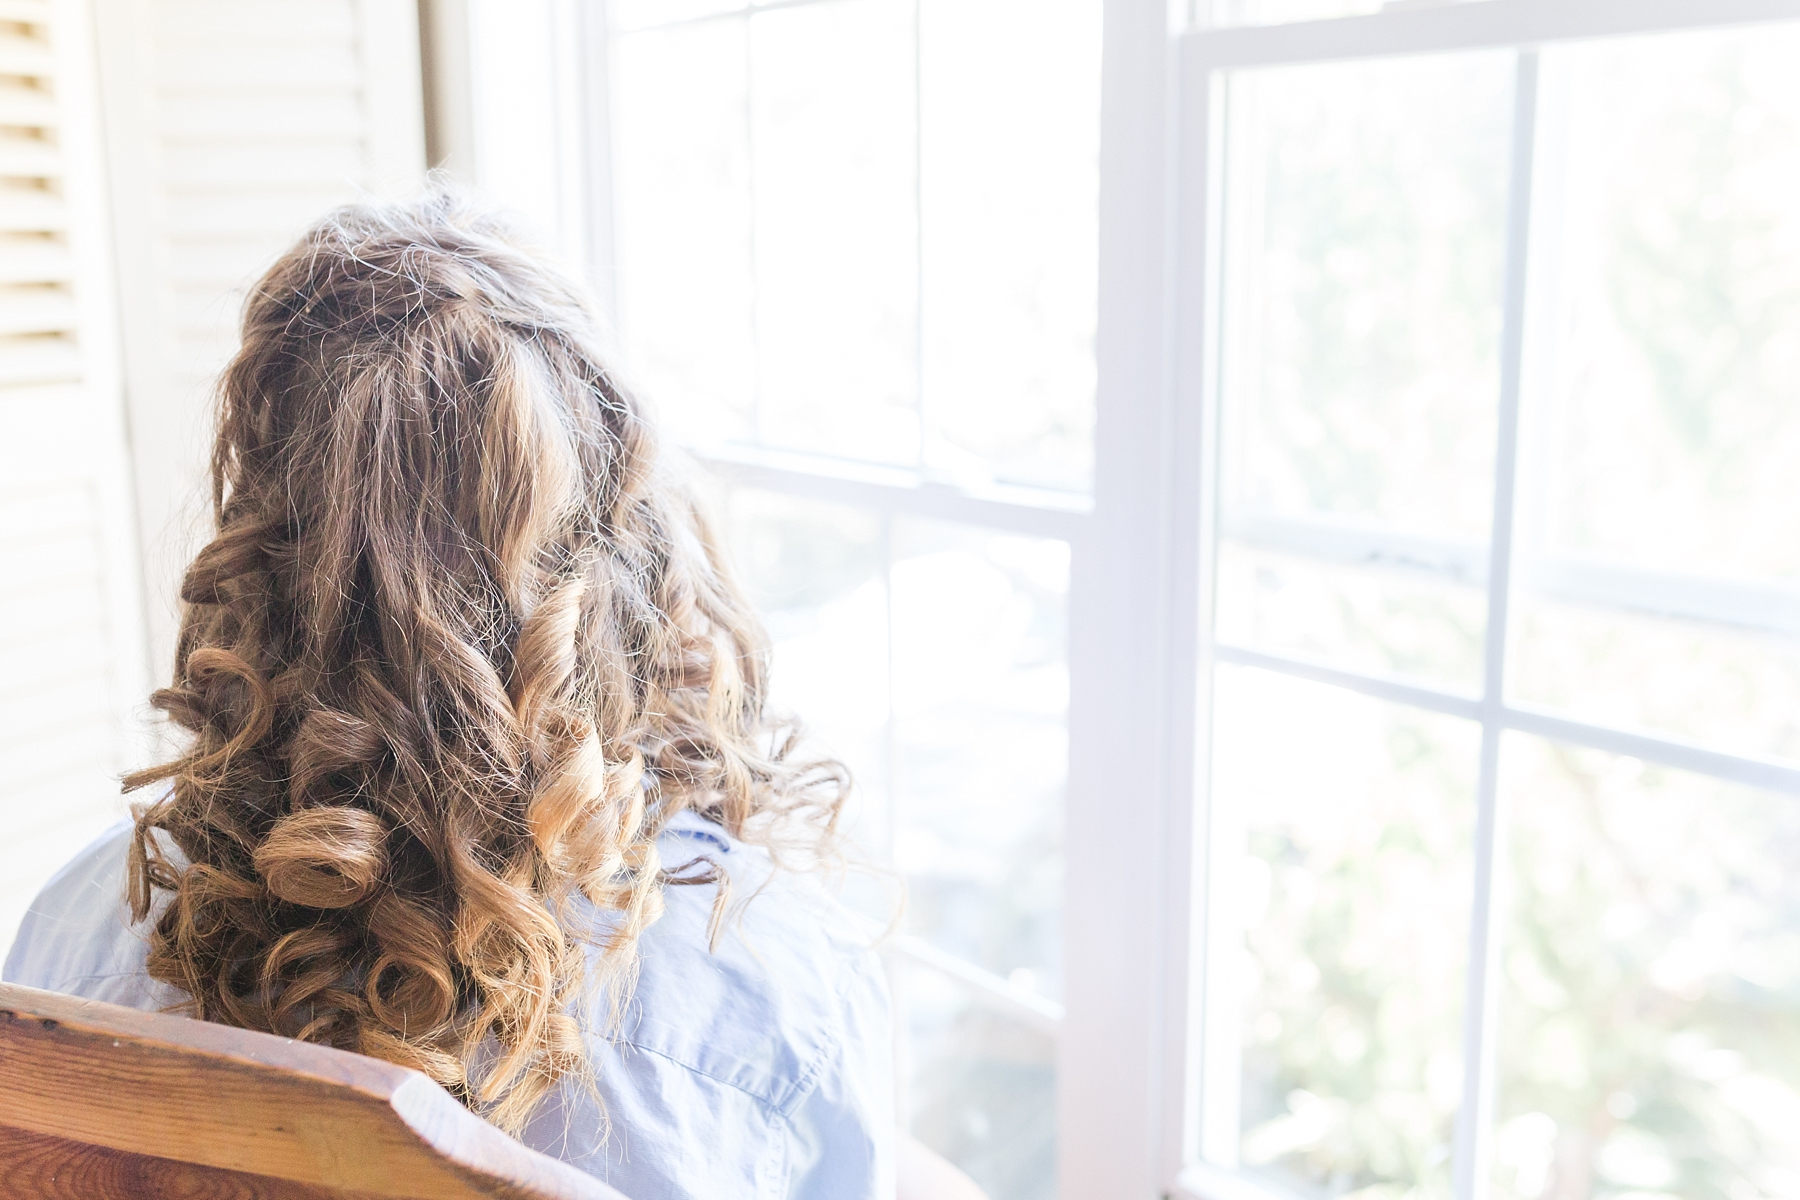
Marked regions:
[0,982,627,1200]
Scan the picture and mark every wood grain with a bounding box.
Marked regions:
[0,1125,381,1199]
[0,983,627,1200]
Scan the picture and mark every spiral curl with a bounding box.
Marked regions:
[123,195,847,1134]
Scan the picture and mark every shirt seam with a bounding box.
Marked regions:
[765,945,876,1118]
[612,1035,792,1113]
[34,968,154,995]
[612,941,874,1119]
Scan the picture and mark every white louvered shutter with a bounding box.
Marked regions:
[91,0,428,671]
[0,0,150,950]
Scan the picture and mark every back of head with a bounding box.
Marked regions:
[126,195,843,1132]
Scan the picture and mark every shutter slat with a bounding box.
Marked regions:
[0,243,73,284]
[160,188,358,238]
[0,293,76,334]
[0,139,60,179]
[0,484,88,537]
[0,42,53,79]
[161,139,364,188]
[155,44,363,91]
[0,1,52,24]
[0,192,68,232]
[156,0,358,41]
[0,337,78,385]
[159,236,277,287]
[160,93,361,139]
[0,85,56,128]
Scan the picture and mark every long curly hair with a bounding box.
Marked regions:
[123,195,845,1134]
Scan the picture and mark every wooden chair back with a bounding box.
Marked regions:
[0,982,627,1199]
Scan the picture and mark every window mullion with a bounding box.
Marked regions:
[910,0,925,472]
[1453,47,1540,1200]
[741,9,763,445]
[1181,0,1800,72]
[1185,61,1233,1183]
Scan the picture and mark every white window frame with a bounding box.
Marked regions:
[1154,4,1800,1200]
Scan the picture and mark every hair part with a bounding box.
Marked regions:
[125,194,846,1134]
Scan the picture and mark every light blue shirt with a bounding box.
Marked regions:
[3,810,895,1200]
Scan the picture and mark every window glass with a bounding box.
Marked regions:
[610,21,755,445]
[612,0,1092,1187]
[1493,738,1800,1200]
[919,0,1099,490]
[1216,542,1486,693]
[902,961,1057,1200]
[724,489,892,861]
[1194,16,1800,1200]
[1511,599,1800,762]
[1512,27,1800,757]
[610,0,1100,489]
[751,0,919,464]
[723,488,1067,1196]
[726,495,1068,993]
[892,519,1067,996]
[1220,51,1510,542]
[1207,665,1479,1200]
[1216,50,1511,690]
[1530,27,1800,584]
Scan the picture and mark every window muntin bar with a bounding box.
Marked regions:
[1183,0,1800,70]
[1456,48,1538,1200]
[1225,513,1800,637]
[1214,644,1800,797]
[892,934,1069,1034]
[694,445,1092,540]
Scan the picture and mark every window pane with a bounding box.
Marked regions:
[1217,540,1486,693]
[1207,665,1478,1198]
[1216,50,1510,694]
[1494,738,1800,1200]
[1220,50,1511,544]
[724,489,891,862]
[1511,597,1800,763]
[903,961,1056,1200]
[919,0,1099,491]
[1532,27,1800,585]
[892,520,1067,998]
[610,0,1099,484]
[750,0,919,464]
[724,494,1067,992]
[1512,27,1800,754]
[611,22,755,444]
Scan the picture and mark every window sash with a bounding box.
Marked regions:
[1168,4,1800,1200]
